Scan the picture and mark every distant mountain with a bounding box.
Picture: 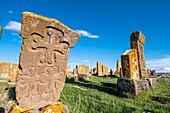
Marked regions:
[157,72,170,76]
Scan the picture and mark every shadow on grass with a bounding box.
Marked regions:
[66,78,130,98]
[0,107,5,113]
[151,96,170,105]
[5,87,16,101]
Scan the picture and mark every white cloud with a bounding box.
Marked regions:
[84,60,90,63]
[8,11,14,14]
[76,30,99,38]
[4,21,21,32]
[12,33,19,36]
[70,63,78,66]
[146,56,170,72]
[13,38,22,44]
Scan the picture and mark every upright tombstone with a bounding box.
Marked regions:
[110,68,114,75]
[77,64,89,75]
[92,67,97,75]
[16,12,80,109]
[10,64,19,82]
[121,49,139,79]
[66,66,72,76]
[102,65,108,76]
[73,68,77,75]
[0,26,2,38]
[116,60,121,73]
[130,31,147,78]
[0,62,10,78]
[115,60,121,77]
[97,62,103,76]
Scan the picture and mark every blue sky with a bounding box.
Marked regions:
[0,0,170,72]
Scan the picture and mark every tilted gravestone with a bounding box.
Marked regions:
[16,12,80,109]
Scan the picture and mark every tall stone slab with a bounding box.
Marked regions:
[66,66,72,76]
[110,68,114,75]
[130,31,147,78]
[73,68,77,75]
[97,62,103,76]
[102,65,108,76]
[0,26,2,38]
[92,68,97,75]
[10,64,19,82]
[77,64,89,75]
[0,62,10,78]
[121,49,139,79]
[116,60,121,73]
[16,12,80,109]
[115,60,121,77]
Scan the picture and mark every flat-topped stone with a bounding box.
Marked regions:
[16,12,80,109]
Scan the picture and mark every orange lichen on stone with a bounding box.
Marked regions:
[97,62,103,76]
[121,49,139,80]
[10,64,19,82]
[76,64,89,75]
[130,31,147,78]
[10,104,31,113]
[41,102,69,113]
[0,62,10,77]
[0,26,2,38]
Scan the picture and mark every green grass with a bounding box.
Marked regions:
[0,76,169,113]
[60,76,170,113]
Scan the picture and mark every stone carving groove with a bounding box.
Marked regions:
[16,12,80,109]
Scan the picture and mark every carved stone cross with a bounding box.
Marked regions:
[16,12,80,109]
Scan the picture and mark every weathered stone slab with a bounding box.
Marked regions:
[10,64,18,82]
[78,74,89,81]
[73,68,77,75]
[97,62,103,76]
[0,62,10,78]
[130,31,147,78]
[150,70,156,77]
[121,49,139,79]
[102,65,108,76]
[110,68,114,75]
[16,12,80,109]
[0,26,2,38]
[115,60,121,77]
[66,66,72,76]
[92,67,97,75]
[76,64,89,75]
[117,77,157,95]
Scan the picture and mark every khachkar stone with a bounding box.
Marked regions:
[110,68,114,75]
[0,26,2,38]
[73,68,77,75]
[10,64,19,82]
[0,62,10,78]
[66,66,72,76]
[115,60,121,77]
[102,65,108,76]
[76,64,89,75]
[130,31,147,78]
[97,62,103,76]
[121,49,140,79]
[16,12,80,109]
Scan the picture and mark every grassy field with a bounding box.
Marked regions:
[0,76,170,113]
[60,76,170,113]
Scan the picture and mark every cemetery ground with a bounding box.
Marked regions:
[0,76,170,113]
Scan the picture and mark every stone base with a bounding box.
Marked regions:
[8,101,69,113]
[117,77,157,96]
[78,74,89,81]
